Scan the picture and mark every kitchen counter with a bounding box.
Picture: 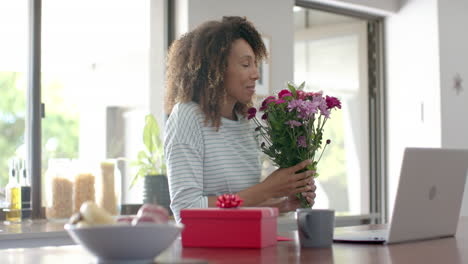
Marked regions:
[0,212,368,249]
[1,217,467,264]
[0,219,74,249]
[0,213,299,249]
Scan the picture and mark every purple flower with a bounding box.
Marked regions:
[301,99,320,118]
[297,136,307,148]
[319,99,330,118]
[261,113,268,120]
[287,99,304,112]
[287,96,325,120]
[278,89,293,99]
[326,139,331,144]
[247,107,257,120]
[285,120,302,128]
[326,96,341,109]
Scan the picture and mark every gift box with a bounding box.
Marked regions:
[180,207,278,248]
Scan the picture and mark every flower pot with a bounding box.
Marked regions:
[143,175,171,215]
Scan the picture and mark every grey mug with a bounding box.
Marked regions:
[296,208,335,248]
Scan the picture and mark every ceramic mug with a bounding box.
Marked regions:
[296,208,335,248]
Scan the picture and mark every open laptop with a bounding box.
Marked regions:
[333,147,468,244]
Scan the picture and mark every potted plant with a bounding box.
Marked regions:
[131,114,170,213]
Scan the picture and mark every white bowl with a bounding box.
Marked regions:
[65,222,183,261]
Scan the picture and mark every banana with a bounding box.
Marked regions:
[76,220,91,228]
[79,201,115,225]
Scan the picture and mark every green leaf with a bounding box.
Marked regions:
[287,82,297,98]
[143,114,160,153]
[298,81,305,91]
[138,150,149,161]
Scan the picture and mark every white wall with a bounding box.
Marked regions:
[149,0,167,128]
[385,0,442,217]
[438,0,468,216]
[374,0,468,217]
[175,0,295,93]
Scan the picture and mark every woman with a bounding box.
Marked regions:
[164,16,316,222]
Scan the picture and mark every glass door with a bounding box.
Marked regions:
[294,8,370,216]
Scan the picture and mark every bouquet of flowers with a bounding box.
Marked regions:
[248,82,342,208]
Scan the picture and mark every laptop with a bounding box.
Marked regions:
[333,147,468,244]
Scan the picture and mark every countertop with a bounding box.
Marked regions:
[0,217,467,264]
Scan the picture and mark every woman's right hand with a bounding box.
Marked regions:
[261,160,315,199]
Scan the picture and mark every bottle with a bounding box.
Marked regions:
[19,159,32,220]
[97,161,118,215]
[5,158,21,223]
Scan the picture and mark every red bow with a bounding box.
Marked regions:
[216,194,243,208]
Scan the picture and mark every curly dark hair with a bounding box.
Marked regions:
[164,16,267,129]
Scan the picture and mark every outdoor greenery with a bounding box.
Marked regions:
[0,72,79,188]
[0,72,26,188]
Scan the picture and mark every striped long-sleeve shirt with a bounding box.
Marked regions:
[164,102,261,222]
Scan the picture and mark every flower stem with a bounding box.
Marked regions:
[316,141,329,164]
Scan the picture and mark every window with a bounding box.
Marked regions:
[293,5,386,223]
[41,0,153,211]
[1,0,169,220]
[0,1,28,202]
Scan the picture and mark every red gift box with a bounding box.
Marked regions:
[180,207,278,248]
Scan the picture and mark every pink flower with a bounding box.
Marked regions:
[310,91,323,96]
[260,96,276,111]
[326,96,341,109]
[278,89,293,99]
[286,120,302,128]
[296,90,306,100]
[275,99,286,104]
[297,136,307,148]
[247,107,257,120]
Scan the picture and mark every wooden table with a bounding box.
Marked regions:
[0,217,466,264]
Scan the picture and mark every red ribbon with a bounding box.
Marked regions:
[216,194,243,208]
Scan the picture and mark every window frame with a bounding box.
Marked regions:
[295,0,388,225]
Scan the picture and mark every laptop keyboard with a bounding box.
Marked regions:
[333,229,388,242]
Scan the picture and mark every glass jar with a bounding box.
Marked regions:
[73,159,97,214]
[45,159,73,219]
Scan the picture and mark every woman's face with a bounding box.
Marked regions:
[224,38,260,105]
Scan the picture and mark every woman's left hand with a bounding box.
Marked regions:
[278,178,316,212]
